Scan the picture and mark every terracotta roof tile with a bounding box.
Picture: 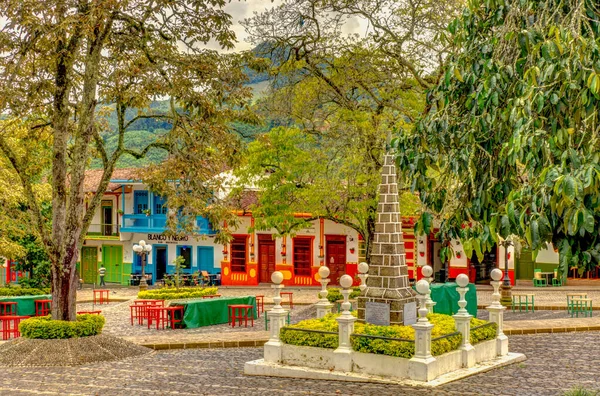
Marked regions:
[83,168,142,192]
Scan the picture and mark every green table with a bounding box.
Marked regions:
[171,296,257,328]
[0,295,52,316]
[428,283,477,317]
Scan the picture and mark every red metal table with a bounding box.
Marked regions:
[34,299,52,316]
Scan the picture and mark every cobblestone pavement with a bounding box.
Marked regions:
[0,332,598,395]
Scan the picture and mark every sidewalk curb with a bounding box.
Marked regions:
[76,298,131,304]
[477,304,600,311]
[136,339,268,350]
[505,325,600,335]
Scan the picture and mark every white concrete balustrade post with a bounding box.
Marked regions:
[316,266,333,318]
[333,274,356,372]
[357,262,369,292]
[409,280,438,382]
[487,268,509,356]
[453,274,475,368]
[421,265,436,314]
[264,271,289,363]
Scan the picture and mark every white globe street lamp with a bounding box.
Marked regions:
[133,241,152,291]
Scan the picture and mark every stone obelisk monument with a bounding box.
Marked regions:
[357,154,417,325]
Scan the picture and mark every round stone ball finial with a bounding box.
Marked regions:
[271,271,284,285]
[340,274,353,289]
[318,265,330,279]
[358,262,369,274]
[415,279,430,295]
[421,265,433,278]
[456,273,469,288]
[491,268,503,282]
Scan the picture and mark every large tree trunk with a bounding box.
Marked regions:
[50,245,79,320]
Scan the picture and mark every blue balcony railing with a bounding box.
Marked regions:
[120,214,215,235]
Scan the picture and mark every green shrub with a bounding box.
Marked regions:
[0,287,51,296]
[281,312,497,359]
[563,386,599,396]
[137,286,218,300]
[280,313,341,348]
[324,287,361,303]
[470,317,497,344]
[19,314,105,339]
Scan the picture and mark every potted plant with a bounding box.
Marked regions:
[117,209,124,216]
[143,209,151,216]
[349,248,355,254]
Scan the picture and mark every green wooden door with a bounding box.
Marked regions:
[102,245,123,283]
[81,247,98,284]
[516,249,535,280]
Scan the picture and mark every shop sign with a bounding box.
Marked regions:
[147,234,189,244]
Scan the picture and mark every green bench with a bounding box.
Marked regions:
[512,293,535,312]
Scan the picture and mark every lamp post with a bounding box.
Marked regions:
[499,239,513,306]
[133,240,152,291]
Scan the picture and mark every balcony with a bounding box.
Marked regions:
[86,224,120,240]
[120,214,215,235]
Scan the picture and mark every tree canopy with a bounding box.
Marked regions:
[396,0,600,278]
[241,0,460,257]
[0,1,253,319]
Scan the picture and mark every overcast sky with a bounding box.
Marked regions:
[217,0,369,52]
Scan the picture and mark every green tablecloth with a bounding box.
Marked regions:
[0,295,52,316]
[172,296,257,328]
[429,283,477,316]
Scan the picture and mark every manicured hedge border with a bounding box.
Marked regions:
[138,286,219,300]
[280,313,497,359]
[0,287,51,296]
[19,314,105,339]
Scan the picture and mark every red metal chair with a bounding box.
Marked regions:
[0,302,17,316]
[34,299,52,316]
[255,295,264,317]
[228,304,254,328]
[93,289,110,304]
[280,292,294,309]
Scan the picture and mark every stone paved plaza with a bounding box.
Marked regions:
[0,332,597,395]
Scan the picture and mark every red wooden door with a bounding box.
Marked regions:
[326,235,346,285]
[258,235,276,283]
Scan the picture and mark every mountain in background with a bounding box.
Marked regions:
[91,44,279,169]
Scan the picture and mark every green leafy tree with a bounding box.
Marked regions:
[242,0,459,257]
[396,0,600,281]
[13,235,52,289]
[0,1,252,320]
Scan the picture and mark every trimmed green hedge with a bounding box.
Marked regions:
[281,313,497,359]
[137,286,218,300]
[470,317,497,344]
[19,314,105,339]
[0,287,51,296]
